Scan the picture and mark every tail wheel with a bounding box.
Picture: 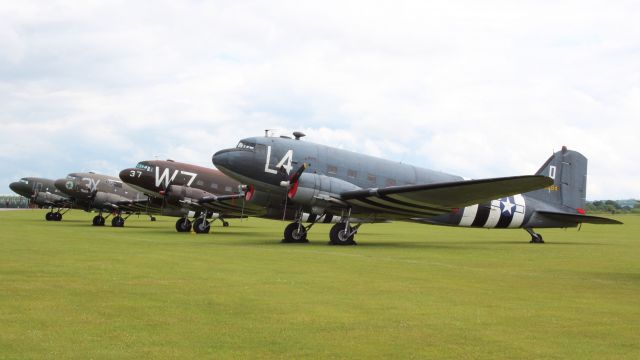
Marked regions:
[329,223,356,245]
[193,218,210,234]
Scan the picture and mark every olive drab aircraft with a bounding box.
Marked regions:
[212,131,622,245]
[119,159,259,233]
[54,172,187,227]
[9,177,74,221]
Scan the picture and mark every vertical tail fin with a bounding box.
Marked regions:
[528,146,587,210]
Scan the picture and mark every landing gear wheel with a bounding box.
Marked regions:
[193,218,211,234]
[150,216,156,222]
[92,215,105,226]
[175,218,192,232]
[329,223,357,246]
[222,221,230,227]
[530,234,544,243]
[525,228,544,244]
[45,212,53,221]
[112,216,125,227]
[282,222,308,243]
[52,212,62,221]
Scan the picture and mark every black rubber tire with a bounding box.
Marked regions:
[329,223,356,245]
[45,212,53,221]
[282,223,308,243]
[112,216,125,227]
[92,215,105,226]
[193,218,210,234]
[222,221,230,227]
[53,212,62,221]
[150,216,156,222]
[175,218,192,232]
[530,234,545,243]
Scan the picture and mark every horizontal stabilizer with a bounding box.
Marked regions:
[536,211,623,225]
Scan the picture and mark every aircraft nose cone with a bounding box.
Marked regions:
[212,150,229,168]
[119,168,133,182]
[9,182,21,194]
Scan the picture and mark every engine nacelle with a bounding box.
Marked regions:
[288,173,360,211]
[33,192,66,206]
[165,185,212,205]
[92,192,130,208]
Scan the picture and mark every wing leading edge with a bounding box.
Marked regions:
[340,175,554,217]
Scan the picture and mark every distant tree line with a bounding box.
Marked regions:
[585,200,640,214]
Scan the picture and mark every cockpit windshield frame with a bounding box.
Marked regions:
[236,141,256,151]
[136,163,153,172]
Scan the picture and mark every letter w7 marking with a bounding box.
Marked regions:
[155,167,198,188]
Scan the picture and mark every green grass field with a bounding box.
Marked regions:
[1,210,638,359]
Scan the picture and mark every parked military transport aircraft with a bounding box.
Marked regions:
[212,132,621,245]
[54,172,186,227]
[9,177,74,221]
[119,160,258,233]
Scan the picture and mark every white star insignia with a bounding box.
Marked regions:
[501,198,514,215]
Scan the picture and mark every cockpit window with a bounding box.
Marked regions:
[19,179,29,184]
[107,179,123,188]
[136,162,153,171]
[236,141,256,151]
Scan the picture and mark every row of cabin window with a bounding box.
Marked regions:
[325,165,397,187]
[201,181,233,192]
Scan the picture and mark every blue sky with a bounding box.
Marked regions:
[1,0,639,199]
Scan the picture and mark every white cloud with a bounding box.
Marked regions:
[1,0,639,199]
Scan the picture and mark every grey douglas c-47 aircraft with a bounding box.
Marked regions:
[212,132,621,245]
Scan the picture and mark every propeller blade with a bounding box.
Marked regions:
[287,163,308,199]
[289,163,308,183]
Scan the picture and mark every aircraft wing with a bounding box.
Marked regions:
[340,175,553,217]
[175,193,263,217]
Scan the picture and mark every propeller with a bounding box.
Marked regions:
[158,179,175,215]
[87,188,98,209]
[287,163,308,199]
[237,184,252,221]
[279,163,308,220]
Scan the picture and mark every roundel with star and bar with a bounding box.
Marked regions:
[457,194,526,228]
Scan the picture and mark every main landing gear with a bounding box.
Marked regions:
[281,209,361,246]
[193,212,212,234]
[525,228,544,243]
[176,217,192,232]
[283,222,309,243]
[45,211,62,221]
[111,211,131,227]
[175,212,226,234]
[45,208,68,221]
[282,208,310,243]
[329,222,360,246]
[329,208,361,246]
[92,213,106,226]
